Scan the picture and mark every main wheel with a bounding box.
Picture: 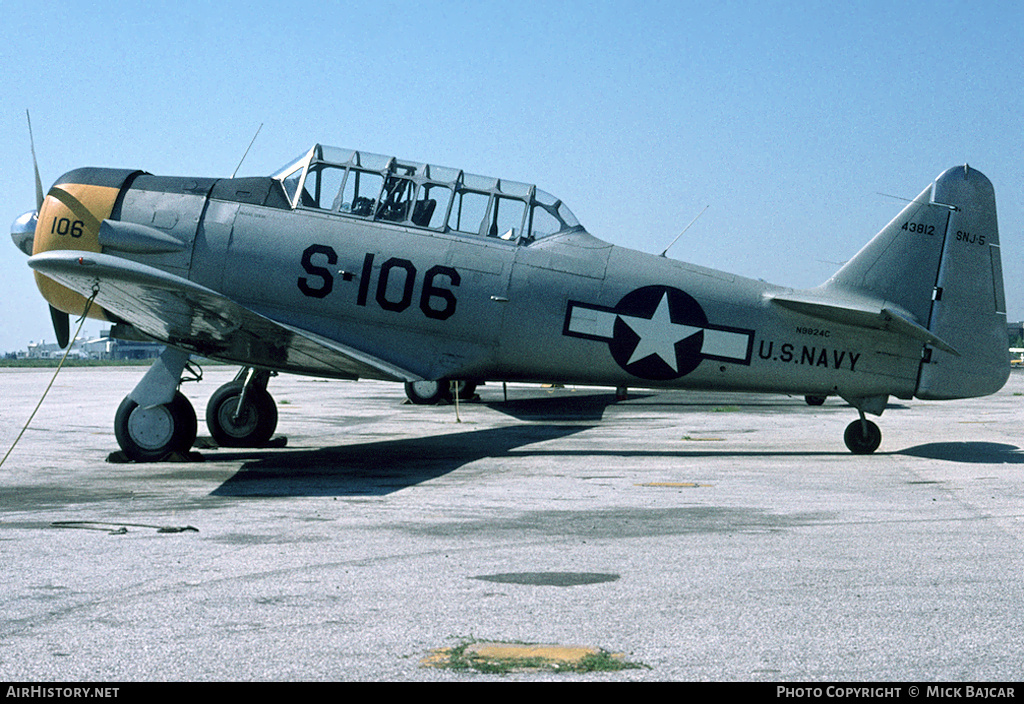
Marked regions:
[844,419,881,454]
[114,391,197,462]
[206,381,278,447]
[404,380,446,405]
[404,380,478,405]
[805,395,826,406]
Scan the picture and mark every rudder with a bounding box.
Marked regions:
[916,165,1008,399]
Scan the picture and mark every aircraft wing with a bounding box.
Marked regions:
[28,250,416,381]
[769,291,959,356]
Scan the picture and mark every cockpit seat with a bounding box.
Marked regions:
[411,199,436,227]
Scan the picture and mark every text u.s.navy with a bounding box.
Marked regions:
[11,138,1009,461]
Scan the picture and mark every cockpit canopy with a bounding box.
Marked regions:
[273,145,582,241]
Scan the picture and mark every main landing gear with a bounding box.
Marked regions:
[404,379,477,405]
[114,348,280,462]
[205,368,278,448]
[114,390,197,463]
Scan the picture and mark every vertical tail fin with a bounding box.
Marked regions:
[824,166,1008,399]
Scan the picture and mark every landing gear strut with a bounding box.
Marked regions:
[206,368,278,447]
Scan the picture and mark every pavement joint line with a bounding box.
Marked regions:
[637,482,711,487]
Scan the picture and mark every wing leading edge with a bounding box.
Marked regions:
[28,250,416,382]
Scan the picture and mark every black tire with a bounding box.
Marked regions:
[844,419,881,454]
[405,380,447,404]
[805,395,827,406]
[205,381,278,447]
[114,391,197,462]
[404,379,477,405]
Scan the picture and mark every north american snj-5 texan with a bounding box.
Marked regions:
[11,135,1009,461]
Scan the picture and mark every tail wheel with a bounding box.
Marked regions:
[844,419,881,454]
[206,381,278,447]
[114,391,197,462]
[404,379,477,405]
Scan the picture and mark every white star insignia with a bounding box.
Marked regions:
[617,293,702,371]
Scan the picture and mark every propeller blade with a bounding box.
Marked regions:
[27,110,44,210]
[50,305,70,349]
[27,113,67,348]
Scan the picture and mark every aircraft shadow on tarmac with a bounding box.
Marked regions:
[897,442,1024,464]
[206,391,1022,496]
[482,390,655,421]
[210,424,591,497]
[482,387,909,420]
[205,429,994,499]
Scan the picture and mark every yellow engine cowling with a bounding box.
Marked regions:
[32,179,121,321]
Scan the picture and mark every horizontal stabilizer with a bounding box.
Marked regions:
[769,292,959,356]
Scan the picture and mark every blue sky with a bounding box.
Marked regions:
[2,0,1022,353]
